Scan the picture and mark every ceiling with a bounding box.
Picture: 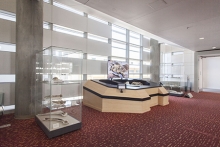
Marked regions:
[74,0,220,51]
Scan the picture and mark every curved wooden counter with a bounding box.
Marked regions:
[83,80,169,113]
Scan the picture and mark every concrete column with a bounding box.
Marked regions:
[15,0,43,119]
[150,39,160,83]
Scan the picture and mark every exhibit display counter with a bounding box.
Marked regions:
[83,79,169,113]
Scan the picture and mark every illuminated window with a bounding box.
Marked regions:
[87,54,108,61]
[53,24,84,37]
[0,42,16,52]
[88,15,108,25]
[129,60,140,73]
[43,21,51,29]
[112,25,126,42]
[129,45,140,59]
[129,31,140,45]
[143,61,151,65]
[112,40,126,58]
[87,75,107,80]
[88,34,108,43]
[53,1,84,16]
[111,57,126,62]
[0,10,16,21]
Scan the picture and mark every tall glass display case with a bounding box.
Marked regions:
[35,46,83,138]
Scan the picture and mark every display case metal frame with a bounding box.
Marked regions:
[35,46,83,138]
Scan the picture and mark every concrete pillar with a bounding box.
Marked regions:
[150,39,160,83]
[15,0,43,119]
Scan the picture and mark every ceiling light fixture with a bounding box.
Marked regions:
[199,37,204,40]
[212,47,216,49]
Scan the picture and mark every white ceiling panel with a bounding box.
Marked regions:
[71,0,220,51]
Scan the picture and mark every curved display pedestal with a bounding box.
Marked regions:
[83,80,169,113]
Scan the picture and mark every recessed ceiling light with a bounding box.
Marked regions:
[199,37,204,40]
[212,47,216,49]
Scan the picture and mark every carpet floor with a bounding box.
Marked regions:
[0,92,220,147]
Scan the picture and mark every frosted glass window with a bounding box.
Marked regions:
[143,74,150,78]
[112,25,126,42]
[111,57,126,62]
[129,31,140,45]
[0,10,16,21]
[129,45,140,59]
[87,75,107,79]
[0,43,16,52]
[172,51,183,55]
[53,24,84,37]
[129,74,140,79]
[143,61,150,65]
[88,15,108,25]
[112,41,126,49]
[43,21,51,29]
[143,48,150,52]
[43,0,50,3]
[0,74,15,82]
[53,1,84,16]
[129,61,140,73]
[87,54,108,61]
[88,33,108,43]
[112,47,126,58]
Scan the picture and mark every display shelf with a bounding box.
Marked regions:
[35,46,82,138]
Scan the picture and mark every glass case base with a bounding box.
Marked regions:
[35,111,81,138]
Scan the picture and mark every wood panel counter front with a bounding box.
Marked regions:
[83,80,169,113]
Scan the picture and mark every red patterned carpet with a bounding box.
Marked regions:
[1,92,220,147]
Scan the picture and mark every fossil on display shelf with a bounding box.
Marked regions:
[38,111,68,117]
[52,77,63,83]
[42,117,69,125]
[44,94,62,99]
[131,82,143,85]
[52,100,66,105]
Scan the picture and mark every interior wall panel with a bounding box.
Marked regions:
[0,83,15,106]
[142,52,150,61]
[0,19,16,44]
[87,40,111,56]
[0,0,16,13]
[43,3,52,22]
[52,6,87,32]
[87,19,111,38]
[142,65,150,74]
[142,38,150,48]
[43,29,52,48]
[86,60,107,74]
[52,31,87,52]
[0,52,15,74]
[202,57,220,89]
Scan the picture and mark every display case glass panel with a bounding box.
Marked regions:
[35,46,82,138]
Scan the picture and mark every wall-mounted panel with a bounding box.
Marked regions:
[0,0,16,13]
[87,19,111,38]
[86,60,107,74]
[43,3,52,22]
[52,31,86,52]
[142,51,150,61]
[82,59,87,74]
[142,65,150,74]
[0,74,15,82]
[0,52,15,74]
[0,19,16,43]
[43,29,52,48]
[142,38,150,48]
[0,83,15,106]
[87,39,111,56]
[52,6,87,32]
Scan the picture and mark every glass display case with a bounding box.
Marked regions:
[35,46,83,138]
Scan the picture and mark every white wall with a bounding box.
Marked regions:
[202,57,220,89]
